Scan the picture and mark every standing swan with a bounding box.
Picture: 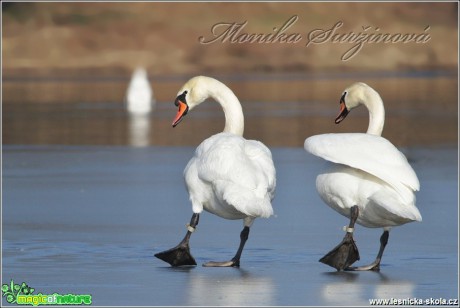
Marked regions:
[126,67,154,115]
[155,76,276,267]
[304,82,422,271]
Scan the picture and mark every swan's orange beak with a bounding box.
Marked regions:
[172,101,189,127]
[335,96,349,124]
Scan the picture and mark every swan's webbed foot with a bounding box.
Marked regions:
[345,258,381,271]
[155,213,199,267]
[345,230,389,271]
[320,205,360,271]
[319,232,360,271]
[155,242,197,267]
[202,259,239,267]
[202,226,249,268]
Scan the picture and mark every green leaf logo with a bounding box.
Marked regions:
[1,279,35,304]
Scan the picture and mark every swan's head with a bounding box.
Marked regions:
[335,82,373,124]
[172,76,210,127]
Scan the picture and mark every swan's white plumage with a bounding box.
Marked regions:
[126,68,154,115]
[185,133,275,220]
[177,76,276,223]
[304,133,420,203]
[304,82,421,229]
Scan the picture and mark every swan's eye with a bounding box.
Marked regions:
[175,90,188,106]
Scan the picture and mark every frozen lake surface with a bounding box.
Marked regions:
[2,145,458,306]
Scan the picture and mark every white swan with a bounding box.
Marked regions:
[155,76,276,267]
[304,82,422,271]
[126,67,154,115]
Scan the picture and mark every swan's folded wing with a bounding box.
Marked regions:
[304,133,420,201]
[244,139,276,200]
[196,134,275,217]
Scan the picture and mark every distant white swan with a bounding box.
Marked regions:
[126,68,154,147]
[155,76,276,267]
[126,68,154,115]
[304,82,422,271]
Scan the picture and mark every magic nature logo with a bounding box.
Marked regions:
[1,280,92,306]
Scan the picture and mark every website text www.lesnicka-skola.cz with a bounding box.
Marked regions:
[369,297,458,306]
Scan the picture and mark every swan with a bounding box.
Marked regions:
[155,76,276,267]
[304,82,422,271]
[126,67,154,115]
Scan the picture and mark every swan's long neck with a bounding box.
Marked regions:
[363,90,385,136]
[206,78,244,136]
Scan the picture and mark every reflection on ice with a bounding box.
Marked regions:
[321,272,415,305]
[374,280,415,299]
[186,270,276,306]
[321,272,364,305]
[129,114,151,147]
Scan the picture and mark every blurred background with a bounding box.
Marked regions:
[2,2,458,147]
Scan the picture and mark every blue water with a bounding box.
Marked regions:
[1,145,458,306]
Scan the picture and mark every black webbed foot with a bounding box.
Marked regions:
[155,242,197,267]
[155,213,199,267]
[320,232,360,271]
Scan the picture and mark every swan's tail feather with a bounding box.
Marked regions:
[214,180,274,218]
[369,189,422,224]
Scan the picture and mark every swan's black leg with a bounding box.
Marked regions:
[346,230,389,271]
[203,226,250,267]
[155,213,199,267]
[319,205,360,271]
